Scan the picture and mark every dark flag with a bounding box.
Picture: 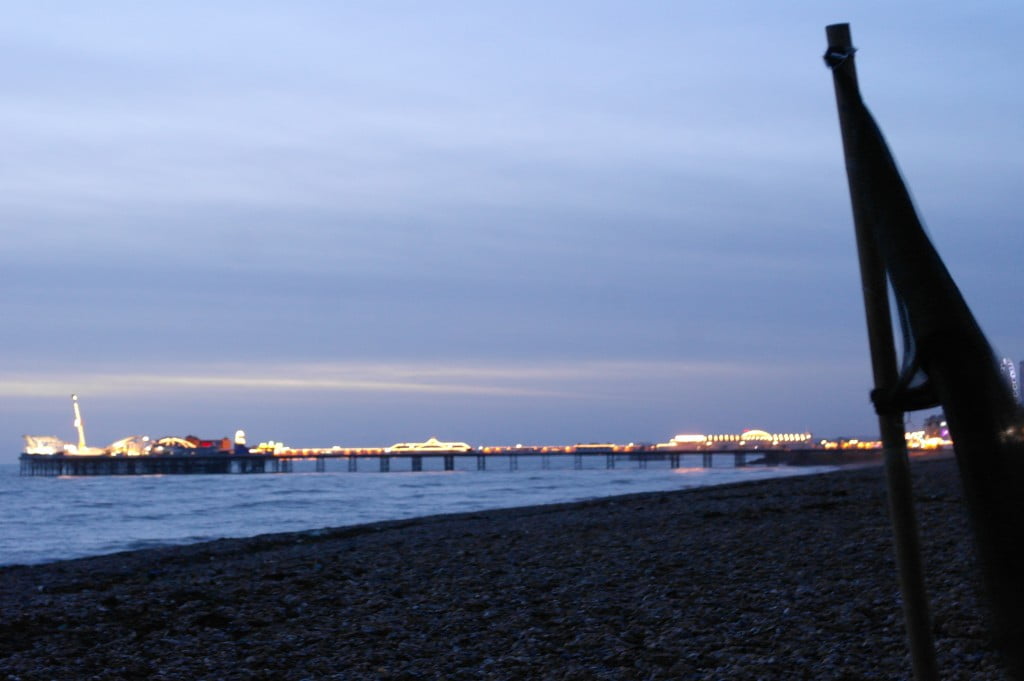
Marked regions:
[825,26,1024,675]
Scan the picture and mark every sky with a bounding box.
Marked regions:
[3,2,1023,458]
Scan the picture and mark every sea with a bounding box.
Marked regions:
[0,456,836,567]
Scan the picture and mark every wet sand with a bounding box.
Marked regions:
[0,457,1008,680]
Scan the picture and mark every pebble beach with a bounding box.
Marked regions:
[0,456,1010,680]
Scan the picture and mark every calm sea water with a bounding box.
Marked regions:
[0,456,835,566]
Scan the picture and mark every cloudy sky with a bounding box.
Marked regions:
[3,2,1022,458]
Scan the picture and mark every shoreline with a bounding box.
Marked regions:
[0,457,1006,679]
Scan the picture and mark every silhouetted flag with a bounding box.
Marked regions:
[827,47,1024,672]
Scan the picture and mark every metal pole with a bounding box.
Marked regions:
[825,23,938,681]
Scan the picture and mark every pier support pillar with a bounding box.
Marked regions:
[411,455,422,472]
[606,453,615,469]
[380,456,390,472]
[542,453,550,470]
[574,453,583,470]
[316,457,326,472]
[348,456,357,472]
[703,453,713,468]
[476,455,486,471]
[509,453,518,471]
[444,454,454,471]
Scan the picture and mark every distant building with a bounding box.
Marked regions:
[656,429,813,450]
[1020,361,1024,404]
[385,437,473,453]
[1000,358,1020,403]
[923,414,949,440]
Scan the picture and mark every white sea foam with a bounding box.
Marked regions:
[0,457,835,566]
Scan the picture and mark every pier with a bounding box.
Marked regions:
[18,449,883,476]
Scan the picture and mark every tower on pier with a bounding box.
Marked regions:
[71,394,87,451]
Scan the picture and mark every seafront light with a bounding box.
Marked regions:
[22,408,955,464]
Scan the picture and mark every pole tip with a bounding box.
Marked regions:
[826,23,852,49]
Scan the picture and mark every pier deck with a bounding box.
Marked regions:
[18,449,883,476]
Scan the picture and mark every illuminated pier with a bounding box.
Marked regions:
[20,396,929,477]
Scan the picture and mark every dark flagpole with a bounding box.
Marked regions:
[824,23,938,681]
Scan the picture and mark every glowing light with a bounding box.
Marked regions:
[22,435,66,455]
[672,434,707,444]
[385,437,473,453]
